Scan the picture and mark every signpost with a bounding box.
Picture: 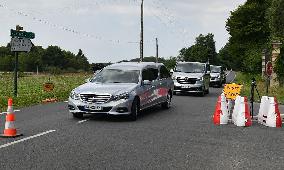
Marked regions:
[11,37,33,52]
[10,29,35,39]
[10,25,35,97]
[266,61,273,96]
[223,83,243,100]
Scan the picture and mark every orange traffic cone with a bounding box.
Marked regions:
[244,97,252,127]
[0,98,22,138]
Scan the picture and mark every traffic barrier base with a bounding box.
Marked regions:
[258,96,282,128]
[232,96,252,127]
[213,93,229,125]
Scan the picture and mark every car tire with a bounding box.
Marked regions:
[72,112,83,119]
[162,93,171,109]
[129,98,139,121]
[173,91,176,95]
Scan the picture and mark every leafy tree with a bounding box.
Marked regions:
[178,33,217,64]
[268,0,284,85]
[225,0,271,72]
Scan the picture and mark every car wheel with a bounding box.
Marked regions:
[173,91,176,95]
[72,112,83,119]
[129,98,139,121]
[162,93,171,109]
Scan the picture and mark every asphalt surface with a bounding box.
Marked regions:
[0,71,284,170]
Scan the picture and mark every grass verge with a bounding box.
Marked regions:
[234,72,284,104]
[0,73,92,111]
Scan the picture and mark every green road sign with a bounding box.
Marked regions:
[10,29,35,39]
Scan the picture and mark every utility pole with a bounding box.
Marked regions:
[140,0,144,62]
[156,38,158,63]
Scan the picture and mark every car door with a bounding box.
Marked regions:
[140,68,158,109]
[156,65,171,103]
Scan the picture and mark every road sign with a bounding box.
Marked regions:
[11,37,33,52]
[266,61,273,76]
[10,29,35,39]
[223,83,242,100]
[43,82,55,92]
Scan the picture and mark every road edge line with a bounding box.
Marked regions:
[0,130,56,149]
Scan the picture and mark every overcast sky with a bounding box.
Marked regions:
[0,0,246,63]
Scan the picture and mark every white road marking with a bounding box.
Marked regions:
[0,130,56,149]
[0,109,21,115]
[77,119,89,124]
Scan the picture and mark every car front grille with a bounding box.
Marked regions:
[177,77,197,84]
[80,94,111,104]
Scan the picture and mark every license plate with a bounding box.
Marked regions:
[181,85,191,89]
[85,105,102,111]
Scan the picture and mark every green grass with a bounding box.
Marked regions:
[0,73,92,111]
[234,72,284,104]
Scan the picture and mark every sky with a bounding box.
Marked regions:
[0,0,246,63]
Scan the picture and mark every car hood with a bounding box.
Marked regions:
[173,72,204,79]
[210,73,220,78]
[74,83,138,95]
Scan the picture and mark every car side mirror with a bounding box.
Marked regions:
[142,80,152,86]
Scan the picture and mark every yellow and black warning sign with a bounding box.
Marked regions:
[223,83,242,100]
[43,82,54,92]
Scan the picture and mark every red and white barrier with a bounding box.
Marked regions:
[213,93,229,125]
[258,96,282,128]
[232,96,252,127]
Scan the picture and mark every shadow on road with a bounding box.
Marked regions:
[83,105,172,122]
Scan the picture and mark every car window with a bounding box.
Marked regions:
[90,69,140,84]
[210,66,221,73]
[142,68,158,81]
[175,63,205,73]
[160,66,170,78]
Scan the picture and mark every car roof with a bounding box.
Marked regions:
[210,65,222,68]
[177,62,206,66]
[105,62,164,70]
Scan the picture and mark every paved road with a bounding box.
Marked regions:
[0,72,284,169]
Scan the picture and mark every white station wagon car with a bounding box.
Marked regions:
[68,62,174,120]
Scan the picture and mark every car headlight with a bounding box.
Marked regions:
[197,77,204,81]
[217,75,221,79]
[70,90,80,100]
[112,92,130,101]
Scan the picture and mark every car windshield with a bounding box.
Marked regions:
[90,69,140,84]
[175,63,205,73]
[210,66,221,73]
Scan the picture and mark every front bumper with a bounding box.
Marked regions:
[173,81,204,93]
[210,78,221,85]
[68,97,133,115]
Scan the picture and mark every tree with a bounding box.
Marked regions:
[268,0,284,85]
[178,33,217,64]
[75,49,90,71]
[225,0,271,72]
